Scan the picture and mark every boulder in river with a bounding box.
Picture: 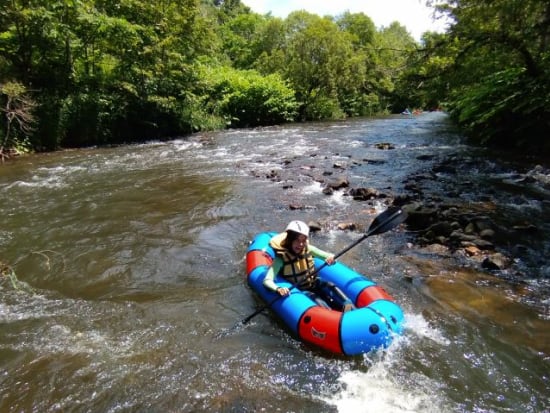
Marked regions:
[482,253,512,270]
[323,176,349,191]
[374,142,395,150]
[348,187,381,201]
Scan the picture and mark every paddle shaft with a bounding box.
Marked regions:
[339,208,404,257]
[242,293,289,324]
[315,208,405,275]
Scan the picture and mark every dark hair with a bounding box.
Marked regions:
[283,230,301,250]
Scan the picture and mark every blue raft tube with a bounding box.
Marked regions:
[246,232,405,356]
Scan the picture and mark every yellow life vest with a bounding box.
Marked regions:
[269,232,316,288]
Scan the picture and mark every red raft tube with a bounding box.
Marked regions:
[246,232,405,356]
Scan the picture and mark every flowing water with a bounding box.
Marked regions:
[1,112,549,412]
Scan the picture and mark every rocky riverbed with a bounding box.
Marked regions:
[249,140,550,315]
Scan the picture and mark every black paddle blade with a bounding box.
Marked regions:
[332,206,407,260]
[366,206,407,236]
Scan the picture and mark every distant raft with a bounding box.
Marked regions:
[246,232,405,355]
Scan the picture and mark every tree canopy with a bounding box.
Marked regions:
[1,0,548,156]
[414,0,550,153]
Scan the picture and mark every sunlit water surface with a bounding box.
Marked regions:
[1,112,549,412]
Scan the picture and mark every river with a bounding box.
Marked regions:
[1,112,548,412]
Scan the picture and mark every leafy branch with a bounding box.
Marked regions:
[0,81,36,162]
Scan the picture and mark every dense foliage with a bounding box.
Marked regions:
[412,0,550,154]
[0,0,417,155]
[1,0,548,156]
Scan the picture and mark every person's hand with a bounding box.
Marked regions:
[276,287,290,296]
[325,254,336,265]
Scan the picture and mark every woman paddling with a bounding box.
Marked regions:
[262,220,354,312]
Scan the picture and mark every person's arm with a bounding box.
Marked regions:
[309,244,335,264]
[263,257,284,292]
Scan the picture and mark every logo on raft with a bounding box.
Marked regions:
[311,327,327,340]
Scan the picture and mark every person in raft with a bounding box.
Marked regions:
[263,220,354,312]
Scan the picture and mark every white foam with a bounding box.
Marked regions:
[171,140,201,152]
[403,312,451,346]
[322,189,348,207]
[6,175,66,189]
[322,312,451,412]
[324,367,437,413]
[301,181,323,195]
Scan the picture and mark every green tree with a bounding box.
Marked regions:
[278,12,356,119]
[335,12,385,116]
[407,31,456,110]
[218,12,268,69]
[0,81,35,160]
[196,65,297,128]
[428,0,550,153]
[250,18,288,75]
[0,0,82,149]
[373,22,417,112]
[0,0,461,154]
[336,11,376,47]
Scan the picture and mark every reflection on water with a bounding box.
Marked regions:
[1,112,549,412]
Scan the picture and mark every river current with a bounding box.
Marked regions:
[1,112,549,412]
